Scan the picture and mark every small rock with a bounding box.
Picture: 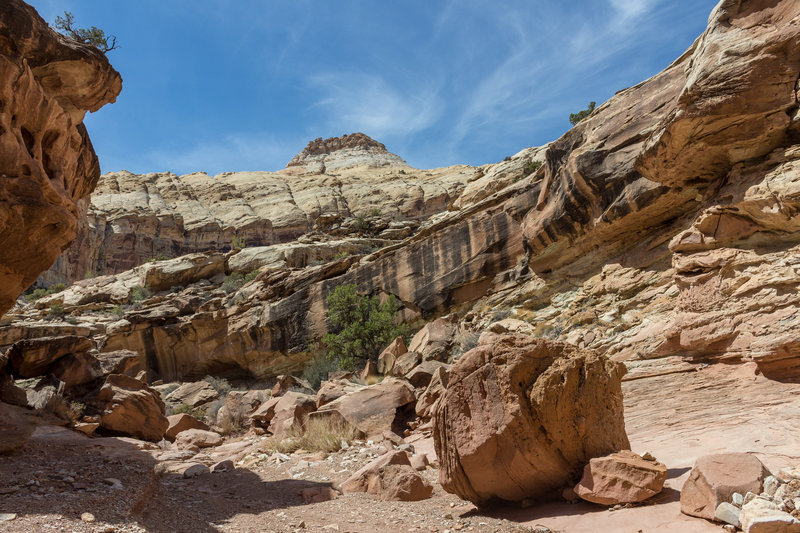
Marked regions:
[103,478,123,490]
[740,497,800,533]
[182,463,210,478]
[733,492,745,507]
[81,512,96,523]
[715,502,741,528]
[722,525,736,533]
[410,454,429,471]
[0,513,16,521]
[212,460,234,473]
[765,476,780,497]
[745,492,758,504]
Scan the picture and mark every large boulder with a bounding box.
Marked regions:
[312,377,415,437]
[433,333,629,506]
[165,381,219,408]
[94,374,169,442]
[250,391,316,438]
[316,379,363,408]
[377,337,407,375]
[573,450,667,505]
[680,453,769,520]
[96,350,144,378]
[415,366,449,420]
[50,350,102,387]
[372,464,433,501]
[165,413,210,441]
[342,450,412,493]
[405,360,450,389]
[271,375,314,397]
[407,317,457,362]
[174,429,222,449]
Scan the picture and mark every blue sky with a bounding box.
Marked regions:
[28,0,719,175]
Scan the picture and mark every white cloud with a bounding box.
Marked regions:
[128,132,304,176]
[307,72,443,140]
[609,0,659,21]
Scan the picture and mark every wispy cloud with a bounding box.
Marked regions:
[109,132,304,176]
[307,72,443,140]
[609,0,659,21]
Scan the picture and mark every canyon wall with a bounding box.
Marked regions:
[0,0,121,316]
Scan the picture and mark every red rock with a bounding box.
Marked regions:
[165,413,210,441]
[94,374,169,442]
[250,391,316,438]
[391,351,421,378]
[415,366,449,420]
[377,337,407,375]
[573,450,667,505]
[433,333,629,506]
[371,464,433,501]
[174,429,222,449]
[341,450,412,493]
[315,379,362,409]
[680,453,769,520]
[7,336,94,378]
[312,377,415,437]
[271,375,314,397]
[407,317,458,362]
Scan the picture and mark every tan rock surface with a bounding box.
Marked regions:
[313,377,415,437]
[370,464,433,502]
[174,429,222,449]
[165,413,210,441]
[0,0,120,315]
[681,453,769,520]
[94,374,168,442]
[341,450,412,494]
[573,450,667,505]
[433,333,629,506]
[377,336,406,375]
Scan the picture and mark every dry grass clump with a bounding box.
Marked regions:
[263,416,358,454]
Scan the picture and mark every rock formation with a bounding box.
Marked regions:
[0,0,121,315]
[432,334,629,506]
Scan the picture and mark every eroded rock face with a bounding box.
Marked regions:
[0,0,121,315]
[94,374,168,442]
[433,334,629,506]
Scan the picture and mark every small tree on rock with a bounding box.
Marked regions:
[569,101,596,126]
[54,11,117,53]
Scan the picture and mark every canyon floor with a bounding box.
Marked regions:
[2,361,795,533]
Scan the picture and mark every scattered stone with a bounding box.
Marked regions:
[410,453,429,471]
[342,450,412,493]
[733,492,745,507]
[715,502,742,528]
[300,486,338,503]
[212,460,234,473]
[573,450,667,505]
[81,512,96,523]
[174,429,223,449]
[103,478,123,490]
[74,422,100,436]
[371,464,433,501]
[681,453,769,520]
[0,513,16,521]
[182,463,210,478]
[740,497,800,533]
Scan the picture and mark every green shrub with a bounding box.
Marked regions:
[110,305,124,318]
[147,253,169,263]
[353,216,369,232]
[171,403,206,419]
[369,208,381,217]
[321,284,409,372]
[130,285,152,303]
[202,375,232,397]
[54,11,117,52]
[24,283,67,303]
[569,101,596,126]
[221,270,259,293]
[302,349,342,390]
[503,156,512,162]
[47,304,66,319]
[232,233,247,249]
[524,160,543,175]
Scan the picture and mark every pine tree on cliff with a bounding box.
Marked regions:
[53,11,117,53]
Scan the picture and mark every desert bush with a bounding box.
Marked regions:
[170,402,206,419]
[569,101,596,126]
[353,216,370,232]
[202,375,232,397]
[321,284,409,371]
[232,232,247,249]
[54,11,117,52]
[110,305,124,318]
[221,271,259,294]
[263,416,357,454]
[147,253,169,263]
[24,282,67,303]
[524,160,543,175]
[369,207,382,217]
[302,349,342,390]
[130,285,152,303]
[47,304,66,319]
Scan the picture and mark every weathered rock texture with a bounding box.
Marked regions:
[41,133,476,284]
[573,450,667,505]
[432,334,629,506]
[9,0,800,386]
[681,453,769,520]
[0,0,121,315]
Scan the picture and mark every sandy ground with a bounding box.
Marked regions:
[2,362,799,533]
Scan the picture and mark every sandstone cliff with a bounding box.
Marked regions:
[40,133,483,284]
[0,0,121,315]
[10,0,800,384]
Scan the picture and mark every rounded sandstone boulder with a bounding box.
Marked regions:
[433,333,630,506]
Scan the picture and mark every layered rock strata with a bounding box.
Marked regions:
[0,0,121,315]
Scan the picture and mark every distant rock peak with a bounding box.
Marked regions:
[286,133,406,169]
